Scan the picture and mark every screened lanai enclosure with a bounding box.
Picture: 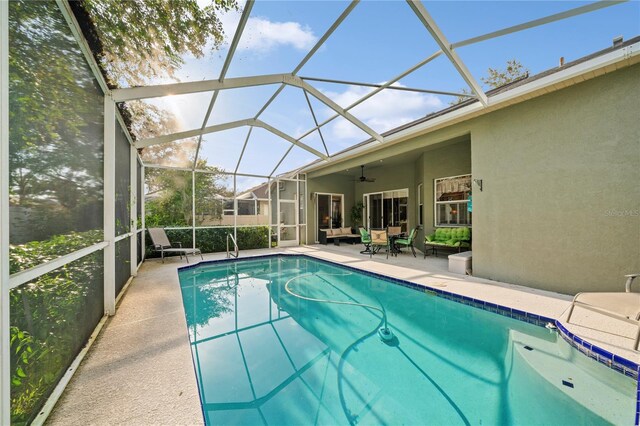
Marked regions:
[1,0,639,423]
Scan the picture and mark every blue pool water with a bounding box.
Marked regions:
[178,256,636,425]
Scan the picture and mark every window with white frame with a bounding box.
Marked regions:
[418,183,423,227]
[434,174,472,227]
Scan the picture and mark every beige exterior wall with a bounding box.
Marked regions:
[471,63,640,294]
[306,63,640,295]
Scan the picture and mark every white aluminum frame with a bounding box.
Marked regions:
[130,144,138,276]
[104,95,116,315]
[1,1,10,422]
[407,0,487,106]
[121,0,627,181]
[193,0,255,170]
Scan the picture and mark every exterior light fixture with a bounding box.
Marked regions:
[473,179,483,192]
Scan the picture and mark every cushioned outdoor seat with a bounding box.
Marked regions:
[358,226,372,254]
[395,227,418,257]
[424,227,471,257]
[319,227,360,245]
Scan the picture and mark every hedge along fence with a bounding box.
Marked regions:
[144,226,270,258]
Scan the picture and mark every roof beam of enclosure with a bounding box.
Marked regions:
[234,127,253,174]
[255,119,327,159]
[143,163,269,179]
[299,76,474,98]
[136,119,253,148]
[452,0,627,49]
[111,73,288,102]
[302,89,329,156]
[136,118,328,160]
[407,0,487,106]
[295,51,442,141]
[290,79,383,143]
[193,0,255,170]
[251,1,359,124]
[269,145,294,178]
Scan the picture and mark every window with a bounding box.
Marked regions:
[418,183,423,227]
[434,175,472,227]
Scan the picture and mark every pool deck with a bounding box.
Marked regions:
[47,244,639,425]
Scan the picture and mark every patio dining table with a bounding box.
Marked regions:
[388,231,406,256]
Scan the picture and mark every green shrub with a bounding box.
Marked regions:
[9,230,104,425]
[145,226,269,258]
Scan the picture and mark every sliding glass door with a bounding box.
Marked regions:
[315,193,343,242]
[364,189,409,232]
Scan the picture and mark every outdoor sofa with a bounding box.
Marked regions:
[424,227,471,257]
[319,227,361,246]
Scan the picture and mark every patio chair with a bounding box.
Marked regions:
[387,226,402,236]
[370,229,390,259]
[358,226,372,254]
[148,227,203,263]
[394,227,418,257]
[565,273,640,350]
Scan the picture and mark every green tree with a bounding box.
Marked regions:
[145,161,233,227]
[482,59,529,88]
[82,0,238,86]
[450,59,529,105]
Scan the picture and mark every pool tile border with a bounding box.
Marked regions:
[181,252,640,422]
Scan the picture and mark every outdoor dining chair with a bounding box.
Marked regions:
[358,226,372,254]
[370,229,390,259]
[395,227,418,257]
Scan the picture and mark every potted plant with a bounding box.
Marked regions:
[350,201,364,233]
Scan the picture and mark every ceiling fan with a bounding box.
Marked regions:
[355,165,376,183]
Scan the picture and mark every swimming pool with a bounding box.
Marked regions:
[178,255,637,425]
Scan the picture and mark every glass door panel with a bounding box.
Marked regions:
[331,195,343,228]
[279,201,298,246]
[368,193,383,229]
[317,194,330,241]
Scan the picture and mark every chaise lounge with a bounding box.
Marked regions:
[148,227,203,263]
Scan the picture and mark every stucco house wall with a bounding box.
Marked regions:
[307,62,640,294]
[470,63,640,294]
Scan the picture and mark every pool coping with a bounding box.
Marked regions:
[179,252,640,425]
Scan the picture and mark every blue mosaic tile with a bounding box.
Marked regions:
[614,355,639,371]
[591,345,614,359]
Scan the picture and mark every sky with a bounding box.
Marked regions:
[139,0,640,190]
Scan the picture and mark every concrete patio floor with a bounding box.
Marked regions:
[46,244,639,425]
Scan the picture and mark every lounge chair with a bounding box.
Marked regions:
[148,227,203,263]
[370,229,389,259]
[395,227,418,257]
[565,273,640,350]
[358,226,372,254]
